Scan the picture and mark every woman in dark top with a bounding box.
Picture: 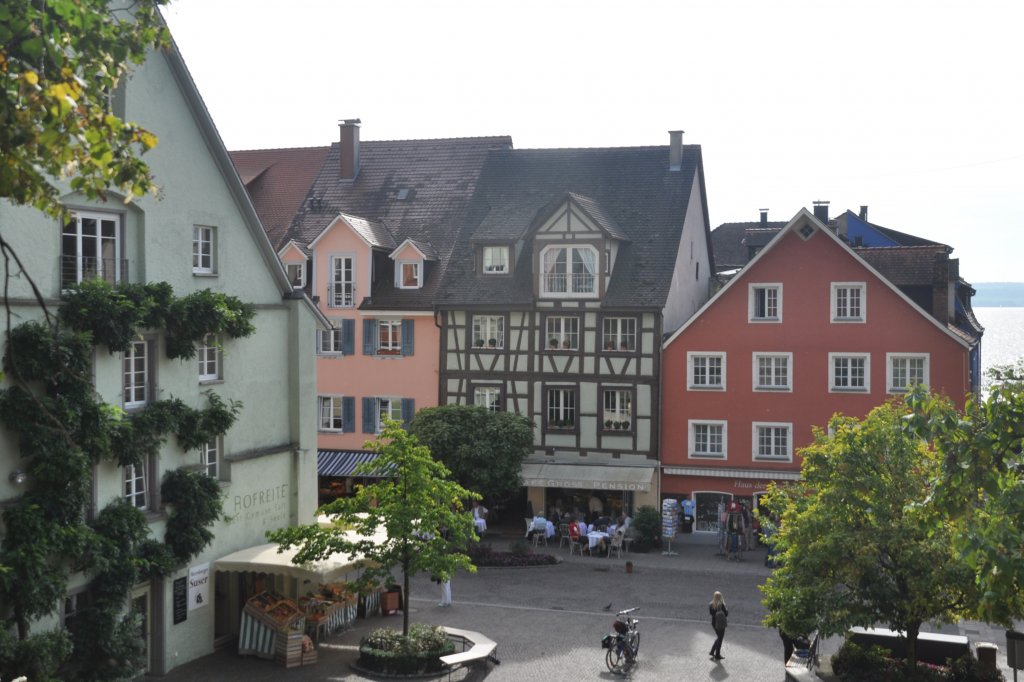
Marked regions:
[709,591,728,660]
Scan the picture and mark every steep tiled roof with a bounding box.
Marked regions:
[711,221,786,271]
[438,145,705,308]
[338,212,396,250]
[285,136,512,310]
[229,146,330,250]
[855,245,948,286]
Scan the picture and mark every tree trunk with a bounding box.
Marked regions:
[905,621,921,672]
[402,559,410,638]
[16,606,27,640]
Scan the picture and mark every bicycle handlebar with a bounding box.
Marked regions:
[616,607,640,616]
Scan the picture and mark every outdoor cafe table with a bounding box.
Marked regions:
[586,531,609,551]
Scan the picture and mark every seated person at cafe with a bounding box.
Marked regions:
[526,513,549,540]
[471,500,488,534]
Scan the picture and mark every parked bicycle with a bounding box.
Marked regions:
[601,607,640,674]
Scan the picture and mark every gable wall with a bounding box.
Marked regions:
[661,227,970,473]
[664,171,712,333]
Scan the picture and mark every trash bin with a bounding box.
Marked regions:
[682,515,694,533]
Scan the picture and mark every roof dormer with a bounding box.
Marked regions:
[528,193,628,299]
[390,239,437,289]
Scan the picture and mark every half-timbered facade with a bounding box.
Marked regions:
[437,133,713,519]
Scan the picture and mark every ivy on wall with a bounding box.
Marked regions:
[0,281,252,681]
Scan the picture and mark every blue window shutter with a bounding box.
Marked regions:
[342,397,355,433]
[401,319,414,356]
[362,397,376,433]
[401,398,415,426]
[341,319,355,355]
[362,319,376,355]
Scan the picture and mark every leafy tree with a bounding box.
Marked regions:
[760,401,976,669]
[268,419,479,637]
[408,404,533,504]
[905,377,1024,625]
[1,0,169,217]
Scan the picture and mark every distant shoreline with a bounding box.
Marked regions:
[972,283,1024,308]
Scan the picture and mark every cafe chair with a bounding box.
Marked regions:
[558,523,570,549]
[607,529,625,559]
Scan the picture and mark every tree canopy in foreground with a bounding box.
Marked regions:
[761,400,977,668]
[408,404,533,504]
[1,0,169,217]
[267,420,478,637]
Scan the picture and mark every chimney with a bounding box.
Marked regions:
[859,205,868,221]
[668,130,684,171]
[339,118,361,181]
[812,200,830,223]
[759,208,769,226]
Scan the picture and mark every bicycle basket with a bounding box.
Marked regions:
[601,633,614,649]
[613,620,628,634]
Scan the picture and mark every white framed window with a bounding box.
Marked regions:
[318,395,345,431]
[753,352,792,391]
[749,283,782,322]
[377,320,402,355]
[61,210,123,288]
[540,244,598,297]
[602,389,633,431]
[752,422,792,462]
[318,327,344,354]
[546,387,576,430]
[473,386,502,411]
[602,317,637,352]
[482,246,509,274]
[831,282,865,322]
[329,255,355,307]
[124,462,148,509]
[396,261,421,289]
[201,439,220,479]
[545,316,579,351]
[887,353,929,392]
[286,262,306,288]
[688,352,725,390]
[829,353,870,392]
[376,398,403,433]
[689,420,727,459]
[123,339,149,409]
[472,315,504,349]
[198,334,221,382]
[192,225,216,274]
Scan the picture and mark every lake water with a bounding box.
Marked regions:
[976,307,1024,387]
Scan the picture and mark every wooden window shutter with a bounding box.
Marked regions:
[341,319,355,355]
[401,320,414,356]
[401,398,415,426]
[362,397,376,433]
[342,396,355,433]
[362,319,377,355]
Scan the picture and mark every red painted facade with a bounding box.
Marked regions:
[660,211,972,530]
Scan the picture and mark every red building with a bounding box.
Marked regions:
[660,208,977,533]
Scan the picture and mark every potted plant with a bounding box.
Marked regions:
[604,419,614,429]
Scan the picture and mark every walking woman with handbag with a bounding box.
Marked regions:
[709,591,728,661]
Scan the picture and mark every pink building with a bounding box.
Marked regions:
[661,208,979,532]
[233,122,510,497]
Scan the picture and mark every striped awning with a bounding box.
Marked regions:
[317,450,387,477]
[662,466,802,481]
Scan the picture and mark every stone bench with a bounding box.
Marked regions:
[440,626,500,680]
[849,627,970,666]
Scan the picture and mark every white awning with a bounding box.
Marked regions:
[214,524,386,584]
[520,463,655,492]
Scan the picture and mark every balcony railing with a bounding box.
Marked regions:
[329,283,355,307]
[60,256,128,289]
[542,272,595,294]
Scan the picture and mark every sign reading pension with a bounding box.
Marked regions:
[188,563,210,611]
[520,464,654,491]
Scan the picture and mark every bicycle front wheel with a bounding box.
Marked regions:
[606,643,627,674]
[633,631,640,654]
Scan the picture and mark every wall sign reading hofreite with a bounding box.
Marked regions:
[233,484,289,528]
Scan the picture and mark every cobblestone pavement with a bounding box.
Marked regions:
[153,530,1017,681]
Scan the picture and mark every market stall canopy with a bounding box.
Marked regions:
[520,462,655,492]
[214,525,387,584]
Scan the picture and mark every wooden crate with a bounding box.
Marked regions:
[275,631,306,669]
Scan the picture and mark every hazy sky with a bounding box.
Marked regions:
[161,0,1023,283]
